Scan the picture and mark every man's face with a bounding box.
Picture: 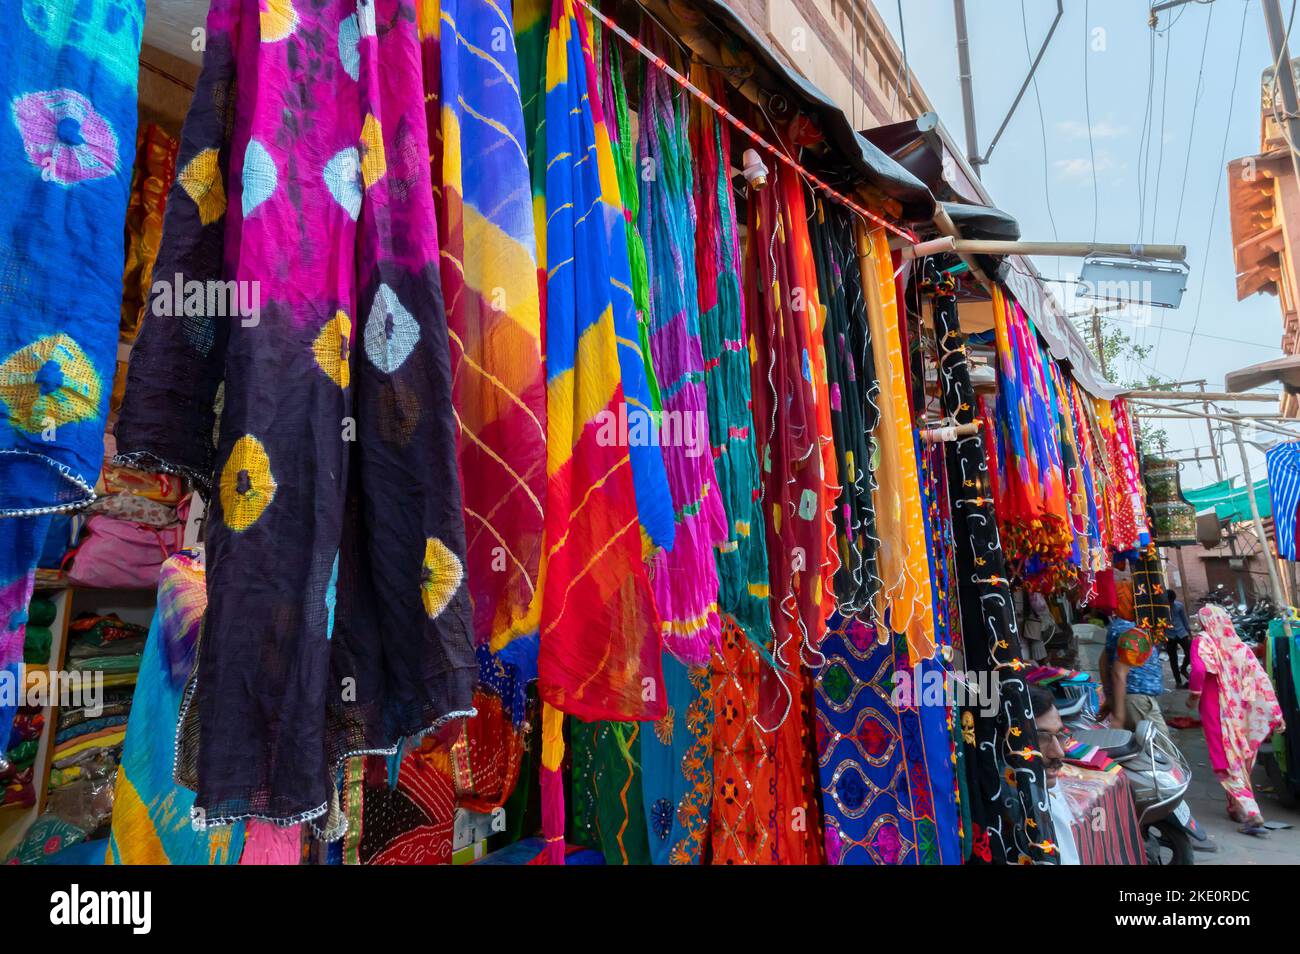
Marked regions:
[1035,705,1066,789]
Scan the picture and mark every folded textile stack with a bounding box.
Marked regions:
[1063,739,1122,776]
[42,615,148,803]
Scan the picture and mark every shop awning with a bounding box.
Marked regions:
[685,0,935,223]
[857,113,1121,400]
[1182,477,1273,524]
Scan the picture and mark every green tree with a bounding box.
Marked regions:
[1074,314,1171,453]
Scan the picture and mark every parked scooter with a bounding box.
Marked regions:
[1052,688,1202,864]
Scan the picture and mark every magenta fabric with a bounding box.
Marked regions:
[145,0,477,834]
[1188,636,1227,774]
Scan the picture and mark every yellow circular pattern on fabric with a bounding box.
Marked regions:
[360,113,386,188]
[0,333,102,433]
[219,434,277,531]
[312,310,352,389]
[420,536,463,619]
[177,148,227,225]
[260,0,298,41]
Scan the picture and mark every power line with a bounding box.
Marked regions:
[1176,0,1250,379]
[1169,2,1214,242]
[1083,0,1099,243]
[1156,0,1213,361]
[1097,312,1282,350]
[1136,20,1157,243]
[1021,0,1058,244]
[1150,20,1173,244]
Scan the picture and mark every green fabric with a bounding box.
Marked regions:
[1268,618,1300,777]
[22,625,51,664]
[603,38,661,415]
[26,596,56,627]
[72,654,143,673]
[5,738,38,769]
[569,719,650,865]
[1183,477,1272,523]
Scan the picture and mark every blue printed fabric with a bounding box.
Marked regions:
[1106,618,1165,696]
[0,0,146,747]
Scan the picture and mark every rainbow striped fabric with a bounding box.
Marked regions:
[425,0,548,652]
[531,0,666,723]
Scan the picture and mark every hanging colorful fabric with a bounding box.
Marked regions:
[0,0,146,745]
[522,0,674,864]
[809,200,882,618]
[923,264,1055,864]
[744,164,827,675]
[127,0,479,834]
[640,658,715,864]
[815,614,960,864]
[708,617,777,864]
[636,45,727,667]
[426,0,547,652]
[689,67,771,649]
[531,0,667,723]
[570,719,651,864]
[1266,441,1300,560]
[108,552,247,864]
[860,226,934,663]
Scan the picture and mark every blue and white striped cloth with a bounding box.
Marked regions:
[1266,441,1300,560]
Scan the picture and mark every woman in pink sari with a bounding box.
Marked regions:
[1189,605,1286,834]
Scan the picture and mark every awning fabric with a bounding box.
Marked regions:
[691,1,934,222]
[685,2,1118,400]
[1182,478,1273,524]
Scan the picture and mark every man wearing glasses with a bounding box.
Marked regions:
[1030,685,1080,865]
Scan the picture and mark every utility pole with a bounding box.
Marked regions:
[1231,420,1293,634]
[1091,309,1107,379]
[1263,0,1300,186]
[953,0,981,177]
[1200,381,1224,482]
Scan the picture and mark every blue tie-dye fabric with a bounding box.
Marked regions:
[0,1,146,745]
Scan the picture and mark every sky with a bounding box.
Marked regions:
[874,0,1292,489]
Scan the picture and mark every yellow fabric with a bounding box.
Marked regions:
[541,700,564,772]
[219,434,277,531]
[860,224,934,662]
[311,310,352,389]
[177,148,226,227]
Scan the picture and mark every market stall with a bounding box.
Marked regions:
[0,0,1165,867]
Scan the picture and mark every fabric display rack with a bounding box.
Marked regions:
[0,0,1166,866]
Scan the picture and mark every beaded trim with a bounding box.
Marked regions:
[0,449,96,517]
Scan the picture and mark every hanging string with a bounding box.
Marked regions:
[575,0,920,245]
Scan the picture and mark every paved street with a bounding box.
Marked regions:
[1163,681,1300,865]
[1078,630,1299,864]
